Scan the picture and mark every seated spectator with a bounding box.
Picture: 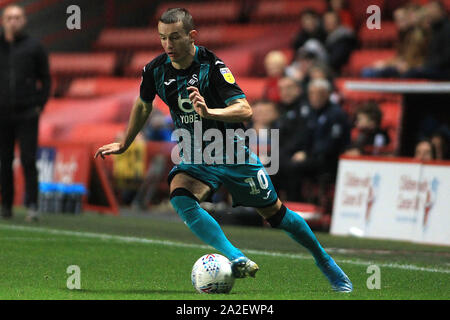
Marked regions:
[248,100,280,165]
[286,39,327,84]
[415,139,436,161]
[430,128,450,160]
[323,10,356,74]
[344,102,390,156]
[292,8,327,51]
[276,76,305,116]
[402,1,450,79]
[362,4,429,78]
[263,50,288,103]
[250,100,279,136]
[328,0,354,30]
[276,79,350,201]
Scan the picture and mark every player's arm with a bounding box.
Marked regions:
[94,97,152,159]
[187,86,252,123]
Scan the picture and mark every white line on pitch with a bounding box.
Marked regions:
[1,223,449,274]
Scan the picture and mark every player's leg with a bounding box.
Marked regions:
[256,199,352,292]
[169,172,246,263]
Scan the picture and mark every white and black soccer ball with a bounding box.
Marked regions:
[191,254,235,294]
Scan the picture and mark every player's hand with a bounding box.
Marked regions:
[94,142,126,159]
[187,86,210,119]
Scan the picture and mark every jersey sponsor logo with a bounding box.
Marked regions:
[177,95,195,113]
[164,79,176,86]
[220,67,235,84]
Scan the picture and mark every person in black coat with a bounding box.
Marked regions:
[323,11,356,74]
[280,79,350,201]
[0,5,51,220]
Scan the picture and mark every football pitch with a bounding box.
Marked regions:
[0,208,449,300]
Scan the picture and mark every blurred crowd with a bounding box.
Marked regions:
[243,0,450,202]
[139,0,450,204]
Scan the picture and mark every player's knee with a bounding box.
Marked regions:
[169,187,200,215]
[265,204,287,228]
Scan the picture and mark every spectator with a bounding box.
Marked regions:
[263,50,288,103]
[430,129,449,160]
[328,0,355,30]
[323,11,356,73]
[292,9,327,51]
[344,102,391,156]
[286,39,327,83]
[250,100,279,136]
[402,1,450,79]
[249,100,280,166]
[0,5,51,221]
[278,79,350,201]
[415,139,436,161]
[362,5,429,78]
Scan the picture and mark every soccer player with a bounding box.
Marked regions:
[95,8,352,292]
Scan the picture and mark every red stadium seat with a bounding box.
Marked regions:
[66,77,139,98]
[95,28,160,51]
[125,51,163,77]
[65,123,127,144]
[234,78,266,102]
[154,2,240,25]
[358,21,398,48]
[49,53,116,77]
[379,101,402,152]
[348,0,386,27]
[251,0,327,22]
[342,49,396,76]
[214,49,253,77]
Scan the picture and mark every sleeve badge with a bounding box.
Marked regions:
[220,67,235,84]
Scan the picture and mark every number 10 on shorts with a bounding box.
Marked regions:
[244,169,269,195]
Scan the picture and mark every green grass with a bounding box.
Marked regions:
[0,208,449,300]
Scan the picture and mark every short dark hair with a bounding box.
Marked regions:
[160,8,195,34]
[357,101,383,127]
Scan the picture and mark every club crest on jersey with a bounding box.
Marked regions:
[220,67,235,84]
[188,74,198,86]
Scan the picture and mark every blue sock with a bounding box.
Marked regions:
[170,192,244,261]
[269,205,330,265]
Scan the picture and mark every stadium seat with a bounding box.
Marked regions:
[66,77,139,98]
[251,0,327,22]
[358,21,398,48]
[49,53,116,76]
[125,51,163,77]
[348,0,385,27]
[234,78,266,102]
[342,49,396,77]
[214,49,253,76]
[379,101,403,152]
[65,123,127,144]
[95,28,160,51]
[154,2,240,25]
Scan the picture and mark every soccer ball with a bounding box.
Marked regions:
[191,253,235,294]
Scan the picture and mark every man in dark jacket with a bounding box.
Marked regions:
[0,5,51,220]
[282,79,350,201]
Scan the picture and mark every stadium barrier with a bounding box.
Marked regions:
[331,155,450,246]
